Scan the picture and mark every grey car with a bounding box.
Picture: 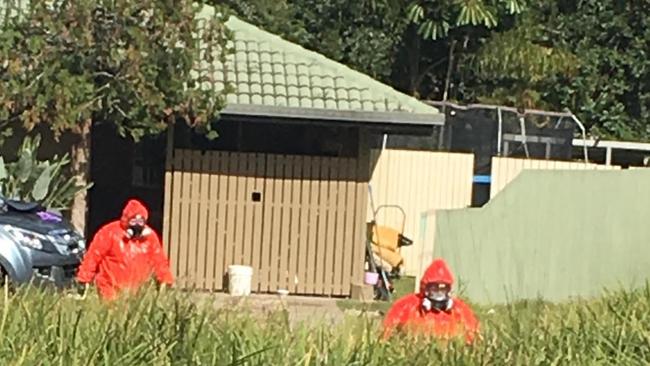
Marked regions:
[0,198,85,288]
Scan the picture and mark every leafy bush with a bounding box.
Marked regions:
[1,284,650,364]
[0,134,90,212]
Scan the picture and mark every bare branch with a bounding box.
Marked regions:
[93,71,116,78]
[25,72,44,90]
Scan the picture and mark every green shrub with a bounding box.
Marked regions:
[0,134,90,212]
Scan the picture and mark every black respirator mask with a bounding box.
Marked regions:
[422,283,453,312]
[126,216,146,238]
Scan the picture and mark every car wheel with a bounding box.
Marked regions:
[0,266,14,293]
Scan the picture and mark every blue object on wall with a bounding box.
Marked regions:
[473,175,491,184]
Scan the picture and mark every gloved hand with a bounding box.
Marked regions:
[157,282,170,294]
[67,281,88,300]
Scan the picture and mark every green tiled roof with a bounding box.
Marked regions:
[197,6,442,122]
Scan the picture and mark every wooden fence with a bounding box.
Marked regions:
[368,150,475,276]
[162,149,367,296]
[490,157,621,198]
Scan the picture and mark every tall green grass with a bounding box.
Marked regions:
[1,283,650,365]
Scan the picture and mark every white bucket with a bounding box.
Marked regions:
[228,265,253,296]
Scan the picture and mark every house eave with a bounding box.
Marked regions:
[221,104,445,127]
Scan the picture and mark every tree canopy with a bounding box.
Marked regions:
[2,0,648,141]
[0,0,233,141]
[0,0,233,228]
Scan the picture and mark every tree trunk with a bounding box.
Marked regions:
[438,39,457,150]
[408,32,421,96]
[442,39,457,105]
[70,120,92,235]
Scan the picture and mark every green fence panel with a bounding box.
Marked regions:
[431,169,650,305]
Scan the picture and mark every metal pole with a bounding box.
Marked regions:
[368,138,392,299]
[427,100,592,163]
[519,115,530,158]
[438,103,447,150]
[497,107,503,156]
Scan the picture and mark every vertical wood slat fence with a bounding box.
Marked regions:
[162,149,367,296]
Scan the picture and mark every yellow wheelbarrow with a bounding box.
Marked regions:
[365,204,413,301]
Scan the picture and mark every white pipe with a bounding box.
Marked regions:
[427,100,575,118]
[569,114,589,163]
[573,139,650,151]
[519,115,530,158]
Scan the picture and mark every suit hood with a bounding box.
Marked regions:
[419,258,454,296]
[120,199,149,229]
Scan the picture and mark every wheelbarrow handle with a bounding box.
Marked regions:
[373,205,407,233]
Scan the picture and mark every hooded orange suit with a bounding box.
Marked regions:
[382,258,479,343]
[76,199,174,300]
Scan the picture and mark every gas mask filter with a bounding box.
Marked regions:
[126,215,146,238]
[422,282,453,312]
